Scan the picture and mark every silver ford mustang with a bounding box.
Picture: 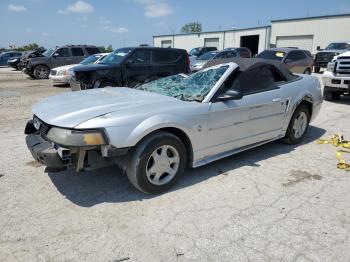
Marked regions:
[25,59,323,193]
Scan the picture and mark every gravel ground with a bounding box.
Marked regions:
[1,67,350,262]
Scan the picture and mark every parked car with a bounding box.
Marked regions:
[189,47,217,57]
[49,53,109,85]
[256,48,313,74]
[322,50,350,101]
[70,47,190,91]
[191,48,251,72]
[314,41,350,73]
[0,51,22,66]
[7,54,23,70]
[22,45,100,79]
[25,59,322,193]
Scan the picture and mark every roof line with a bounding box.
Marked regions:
[271,13,350,23]
[153,25,270,38]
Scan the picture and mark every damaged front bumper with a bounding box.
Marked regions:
[24,120,130,172]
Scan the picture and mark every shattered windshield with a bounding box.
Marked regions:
[137,65,229,102]
[43,47,56,57]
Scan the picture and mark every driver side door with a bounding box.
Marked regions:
[123,49,153,87]
[205,64,288,158]
[51,48,73,68]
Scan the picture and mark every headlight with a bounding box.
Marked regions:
[47,127,106,146]
[326,62,335,71]
[57,70,65,76]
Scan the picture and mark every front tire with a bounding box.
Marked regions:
[284,104,310,144]
[33,65,49,79]
[126,132,187,194]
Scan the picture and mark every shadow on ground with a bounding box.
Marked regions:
[48,126,326,207]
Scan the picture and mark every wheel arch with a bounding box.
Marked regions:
[133,126,194,167]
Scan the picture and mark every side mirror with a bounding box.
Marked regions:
[216,89,243,102]
[284,58,292,63]
[53,53,59,58]
[317,46,321,51]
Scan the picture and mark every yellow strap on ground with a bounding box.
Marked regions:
[336,150,350,171]
[317,134,350,171]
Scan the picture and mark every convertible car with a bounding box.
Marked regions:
[25,59,323,194]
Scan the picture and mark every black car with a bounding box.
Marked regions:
[70,47,190,90]
[0,51,22,66]
[22,45,100,79]
[189,47,217,57]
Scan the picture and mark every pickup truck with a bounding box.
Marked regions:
[322,51,350,100]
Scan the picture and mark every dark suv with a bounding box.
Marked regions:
[70,47,190,90]
[23,45,100,79]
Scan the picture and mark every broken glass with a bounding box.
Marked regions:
[137,65,229,102]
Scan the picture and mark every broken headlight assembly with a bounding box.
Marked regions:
[46,127,107,147]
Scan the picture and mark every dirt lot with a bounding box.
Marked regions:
[1,66,350,262]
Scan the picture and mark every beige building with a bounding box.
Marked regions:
[153,13,350,55]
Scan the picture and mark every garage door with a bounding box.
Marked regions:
[276,35,313,51]
[204,38,219,49]
[161,40,172,48]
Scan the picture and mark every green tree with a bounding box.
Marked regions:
[106,44,113,52]
[180,22,202,33]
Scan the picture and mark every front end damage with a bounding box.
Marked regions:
[24,118,130,172]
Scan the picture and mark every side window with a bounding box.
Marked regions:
[230,65,277,95]
[85,47,100,55]
[153,50,179,63]
[71,48,84,57]
[55,48,70,57]
[286,51,306,61]
[127,50,151,65]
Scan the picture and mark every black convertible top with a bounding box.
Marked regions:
[203,58,298,82]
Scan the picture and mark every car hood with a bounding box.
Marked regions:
[52,64,78,72]
[335,50,350,59]
[32,87,186,128]
[73,63,118,73]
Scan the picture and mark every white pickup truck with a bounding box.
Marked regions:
[322,51,350,101]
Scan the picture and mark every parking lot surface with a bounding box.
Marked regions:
[1,67,350,262]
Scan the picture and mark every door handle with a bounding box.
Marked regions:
[272,97,281,102]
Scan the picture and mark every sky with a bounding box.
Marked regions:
[1,0,350,49]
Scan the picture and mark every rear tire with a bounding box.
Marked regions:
[284,104,310,145]
[126,131,187,194]
[33,65,49,79]
[314,67,320,73]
